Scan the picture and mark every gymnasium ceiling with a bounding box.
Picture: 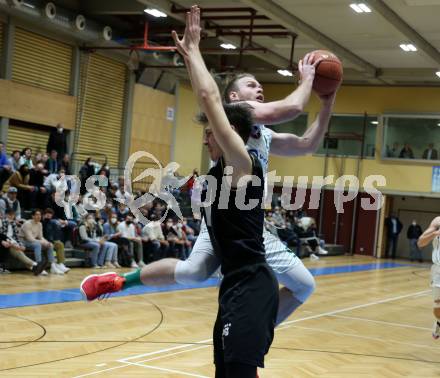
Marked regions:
[59,0,440,88]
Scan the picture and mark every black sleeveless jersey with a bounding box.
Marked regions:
[202,152,266,275]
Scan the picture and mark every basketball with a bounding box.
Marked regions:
[310,50,343,96]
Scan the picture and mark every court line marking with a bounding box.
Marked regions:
[131,345,210,364]
[287,324,439,351]
[72,289,430,378]
[329,314,431,331]
[121,361,210,378]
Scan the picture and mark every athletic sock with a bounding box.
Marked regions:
[121,269,142,289]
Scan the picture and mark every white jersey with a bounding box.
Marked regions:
[433,236,440,265]
[246,124,272,174]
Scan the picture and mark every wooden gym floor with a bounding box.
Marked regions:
[0,255,439,377]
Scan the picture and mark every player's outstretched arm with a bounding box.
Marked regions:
[269,89,338,157]
[172,5,251,177]
[245,54,320,125]
[418,217,440,248]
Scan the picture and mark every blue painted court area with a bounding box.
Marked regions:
[0,262,421,309]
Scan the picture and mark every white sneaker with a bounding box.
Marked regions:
[59,263,70,273]
[51,263,64,275]
[0,267,11,274]
[433,321,440,339]
[105,262,116,269]
[113,261,121,268]
[130,261,139,268]
[40,270,49,276]
[138,261,146,268]
[318,247,329,255]
[310,253,320,261]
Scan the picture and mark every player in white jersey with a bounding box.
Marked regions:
[81,53,337,325]
[417,216,440,339]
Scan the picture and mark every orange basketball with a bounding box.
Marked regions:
[309,50,343,96]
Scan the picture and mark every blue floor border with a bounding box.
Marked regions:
[0,262,424,310]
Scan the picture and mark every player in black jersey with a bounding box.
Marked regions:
[172,6,278,378]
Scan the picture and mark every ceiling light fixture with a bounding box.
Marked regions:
[277,69,293,77]
[400,43,417,52]
[350,3,371,13]
[220,43,237,50]
[144,8,167,18]
[371,121,379,125]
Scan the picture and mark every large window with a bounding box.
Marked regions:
[383,115,440,161]
[267,114,308,136]
[314,114,378,158]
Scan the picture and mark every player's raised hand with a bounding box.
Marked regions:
[172,5,201,58]
[298,52,322,84]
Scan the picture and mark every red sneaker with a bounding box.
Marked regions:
[80,272,125,301]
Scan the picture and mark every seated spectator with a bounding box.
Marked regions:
[21,209,60,275]
[141,214,169,261]
[187,214,201,235]
[29,162,49,209]
[9,164,35,210]
[79,158,95,195]
[102,213,127,268]
[0,209,46,275]
[117,214,145,267]
[45,150,59,174]
[422,143,438,160]
[181,217,196,249]
[162,218,185,259]
[0,141,12,191]
[19,147,34,169]
[41,153,49,166]
[78,213,118,269]
[44,168,65,195]
[116,202,130,221]
[0,187,22,221]
[399,143,414,159]
[295,217,328,257]
[42,208,70,273]
[9,150,21,172]
[386,142,399,158]
[60,153,71,175]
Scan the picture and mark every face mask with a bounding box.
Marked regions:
[412,222,416,226]
[58,128,63,133]
[111,217,117,224]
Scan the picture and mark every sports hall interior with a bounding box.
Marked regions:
[1,0,440,377]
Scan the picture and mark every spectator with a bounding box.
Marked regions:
[60,153,71,175]
[19,147,34,169]
[29,162,48,209]
[9,164,34,210]
[47,123,67,159]
[162,218,185,259]
[42,208,70,273]
[116,202,130,221]
[79,158,95,195]
[386,142,399,158]
[34,152,43,165]
[117,214,145,267]
[399,143,414,159]
[0,208,46,275]
[0,187,22,221]
[422,143,438,160]
[102,213,127,268]
[9,150,21,172]
[45,150,58,174]
[407,219,423,262]
[141,214,169,261]
[385,212,403,259]
[79,213,118,268]
[0,141,12,190]
[21,209,61,274]
[44,168,65,195]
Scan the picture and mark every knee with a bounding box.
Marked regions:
[284,271,316,304]
[175,259,211,285]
